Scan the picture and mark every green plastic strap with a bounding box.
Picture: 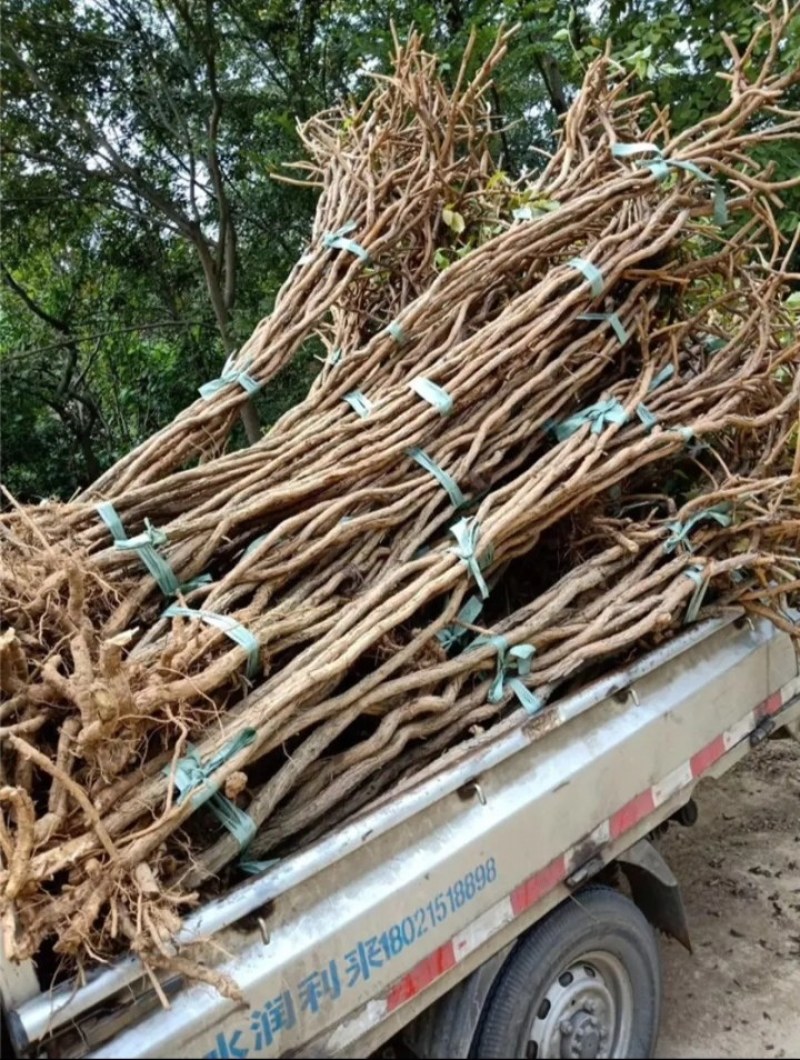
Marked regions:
[567,257,604,297]
[449,518,490,599]
[704,336,727,354]
[201,729,257,782]
[615,141,728,225]
[640,156,728,225]
[506,677,543,716]
[683,566,709,624]
[243,534,268,558]
[663,505,732,554]
[386,322,407,344]
[407,447,466,509]
[611,142,664,159]
[470,634,537,705]
[114,520,180,596]
[164,732,257,847]
[96,500,126,541]
[712,184,728,226]
[648,364,675,391]
[322,221,371,263]
[636,403,658,432]
[644,157,702,182]
[677,426,708,458]
[240,858,280,876]
[437,595,484,651]
[409,377,453,415]
[199,355,262,400]
[634,363,678,430]
[554,398,628,441]
[166,729,255,807]
[578,312,628,344]
[163,604,261,678]
[209,794,257,848]
[96,502,211,597]
[343,390,373,418]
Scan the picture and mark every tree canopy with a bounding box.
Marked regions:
[3,0,798,499]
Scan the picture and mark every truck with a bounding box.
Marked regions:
[2,608,799,1060]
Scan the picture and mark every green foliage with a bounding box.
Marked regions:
[2,0,798,499]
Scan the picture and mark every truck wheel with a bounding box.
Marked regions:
[472,886,661,1059]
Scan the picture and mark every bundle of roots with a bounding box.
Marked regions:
[1,2,799,988]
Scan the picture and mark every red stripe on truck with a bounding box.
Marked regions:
[386,940,456,1011]
[690,733,726,777]
[755,690,782,719]
[376,679,796,1026]
[609,788,656,839]
[510,855,566,916]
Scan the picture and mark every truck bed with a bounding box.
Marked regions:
[4,612,799,1059]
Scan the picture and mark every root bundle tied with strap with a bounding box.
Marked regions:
[1,5,799,984]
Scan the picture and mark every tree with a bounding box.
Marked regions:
[2,0,323,493]
[3,0,797,500]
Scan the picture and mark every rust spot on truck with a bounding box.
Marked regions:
[522,702,560,741]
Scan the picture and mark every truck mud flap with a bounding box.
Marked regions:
[617,837,691,952]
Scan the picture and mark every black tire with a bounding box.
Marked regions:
[1,1012,16,1060]
[472,885,661,1059]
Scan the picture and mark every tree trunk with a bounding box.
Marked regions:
[193,233,261,445]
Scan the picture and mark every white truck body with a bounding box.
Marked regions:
[2,611,799,1059]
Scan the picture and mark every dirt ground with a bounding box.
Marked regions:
[654,736,800,1059]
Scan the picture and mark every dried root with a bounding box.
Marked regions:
[1,5,799,981]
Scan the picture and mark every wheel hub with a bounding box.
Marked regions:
[559,1009,605,1058]
[527,954,633,1059]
